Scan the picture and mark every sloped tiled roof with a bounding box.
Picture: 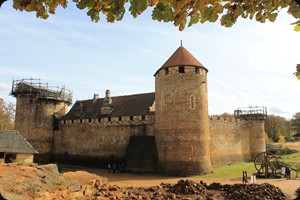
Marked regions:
[154,46,207,75]
[0,130,38,153]
[63,92,155,120]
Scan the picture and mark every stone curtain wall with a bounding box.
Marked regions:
[54,114,265,169]
[209,117,265,167]
[53,115,155,165]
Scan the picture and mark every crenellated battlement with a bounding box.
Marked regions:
[209,116,246,123]
[209,115,266,126]
[61,115,155,126]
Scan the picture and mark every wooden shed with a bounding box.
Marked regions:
[0,130,38,163]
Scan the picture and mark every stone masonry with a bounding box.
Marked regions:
[11,46,266,176]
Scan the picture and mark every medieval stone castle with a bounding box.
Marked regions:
[11,46,266,176]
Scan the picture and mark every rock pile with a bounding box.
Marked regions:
[295,187,300,200]
[166,179,206,195]
[94,179,286,200]
[205,183,285,200]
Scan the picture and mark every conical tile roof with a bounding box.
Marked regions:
[154,46,207,75]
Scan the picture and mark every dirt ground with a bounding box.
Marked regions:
[1,142,300,199]
[64,166,300,199]
[0,163,299,199]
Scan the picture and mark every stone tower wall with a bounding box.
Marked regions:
[209,117,266,167]
[155,66,212,176]
[14,94,68,163]
[249,120,266,159]
[53,115,155,165]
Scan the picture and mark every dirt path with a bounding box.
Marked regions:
[64,167,300,199]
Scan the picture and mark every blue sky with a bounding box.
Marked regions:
[0,2,299,119]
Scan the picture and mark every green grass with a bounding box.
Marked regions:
[195,152,300,179]
[278,152,300,176]
[279,152,300,165]
[193,162,256,179]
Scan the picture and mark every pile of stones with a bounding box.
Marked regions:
[205,182,286,200]
[95,179,287,200]
[164,180,207,195]
[295,187,300,200]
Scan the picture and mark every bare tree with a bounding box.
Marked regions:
[0,98,15,130]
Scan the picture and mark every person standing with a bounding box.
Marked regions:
[108,162,111,173]
[286,166,291,180]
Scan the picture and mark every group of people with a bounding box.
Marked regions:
[107,162,125,173]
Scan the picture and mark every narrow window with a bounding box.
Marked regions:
[179,66,185,73]
[88,118,92,123]
[195,67,199,74]
[190,95,195,109]
[142,115,146,121]
[71,120,74,124]
[98,118,101,122]
[108,117,111,122]
[164,68,169,75]
[118,116,122,121]
[80,119,83,123]
[53,117,60,131]
[130,116,133,121]
[64,120,66,124]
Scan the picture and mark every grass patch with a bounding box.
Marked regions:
[55,179,64,185]
[4,192,24,200]
[278,152,300,177]
[197,151,300,179]
[194,162,256,179]
[12,159,25,165]
[279,152,300,165]
[26,183,37,198]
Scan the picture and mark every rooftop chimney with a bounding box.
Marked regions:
[93,94,99,103]
[101,89,113,115]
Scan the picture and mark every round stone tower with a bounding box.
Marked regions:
[11,79,72,163]
[154,46,212,176]
[249,120,266,159]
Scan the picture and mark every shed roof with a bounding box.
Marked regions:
[0,130,38,154]
[63,92,155,119]
[293,133,300,137]
[154,46,207,75]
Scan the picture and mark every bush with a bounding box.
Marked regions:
[267,147,298,155]
[282,147,298,155]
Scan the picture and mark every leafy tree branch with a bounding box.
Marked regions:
[5,0,299,31]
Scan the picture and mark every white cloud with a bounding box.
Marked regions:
[269,106,289,114]
[0,82,11,91]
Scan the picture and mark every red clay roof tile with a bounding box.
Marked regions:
[154,46,207,75]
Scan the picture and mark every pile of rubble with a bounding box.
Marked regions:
[95,179,287,200]
[166,179,206,195]
[295,187,300,200]
[205,182,286,200]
